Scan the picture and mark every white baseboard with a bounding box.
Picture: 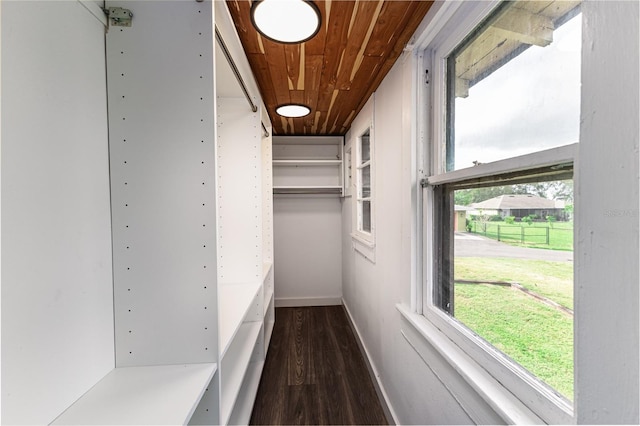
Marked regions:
[342,299,399,425]
[274,296,343,307]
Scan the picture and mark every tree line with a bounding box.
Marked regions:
[454,180,573,206]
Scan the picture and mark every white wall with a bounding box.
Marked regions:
[1,2,114,423]
[343,56,475,425]
[106,0,219,367]
[274,196,342,306]
[575,1,639,422]
[342,2,639,424]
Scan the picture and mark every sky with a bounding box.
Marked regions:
[453,13,582,170]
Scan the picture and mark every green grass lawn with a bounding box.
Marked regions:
[454,257,573,400]
[455,257,573,309]
[471,220,573,251]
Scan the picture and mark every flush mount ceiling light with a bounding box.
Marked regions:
[250,0,321,44]
[276,104,311,118]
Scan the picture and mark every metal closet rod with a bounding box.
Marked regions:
[215,26,257,113]
[215,26,269,138]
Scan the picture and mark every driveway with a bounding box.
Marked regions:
[454,232,573,262]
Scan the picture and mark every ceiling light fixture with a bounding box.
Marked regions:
[276,104,311,118]
[250,0,321,44]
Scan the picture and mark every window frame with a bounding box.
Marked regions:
[419,1,578,423]
[344,146,352,197]
[353,124,375,250]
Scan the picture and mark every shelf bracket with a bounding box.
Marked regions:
[105,7,133,27]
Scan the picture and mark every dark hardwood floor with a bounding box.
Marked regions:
[250,306,390,425]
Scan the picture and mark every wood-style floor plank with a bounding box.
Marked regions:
[250,306,389,425]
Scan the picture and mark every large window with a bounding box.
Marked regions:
[424,0,581,421]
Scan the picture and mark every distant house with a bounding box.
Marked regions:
[454,205,471,231]
[470,194,568,220]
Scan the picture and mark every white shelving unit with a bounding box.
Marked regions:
[4,2,273,425]
[190,2,275,423]
[273,136,345,195]
[218,282,263,356]
[53,364,217,425]
[3,0,273,425]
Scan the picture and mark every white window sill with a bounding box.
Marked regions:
[396,304,546,425]
[351,232,375,263]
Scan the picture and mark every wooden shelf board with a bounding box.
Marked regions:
[219,282,261,358]
[52,363,217,425]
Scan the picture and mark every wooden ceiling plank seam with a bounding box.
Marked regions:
[315,82,335,116]
[257,33,265,54]
[373,1,427,59]
[225,0,263,54]
[381,1,434,65]
[262,41,292,106]
[349,1,431,130]
[352,4,429,117]
[321,89,341,134]
[336,0,383,90]
[284,44,301,90]
[280,116,289,134]
[348,0,385,83]
[246,52,278,109]
[298,44,305,90]
[303,54,323,116]
[312,111,322,134]
[317,0,355,108]
[332,93,357,134]
[290,90,305,105]
[325,90,349,132]
[305,0,328,55]
[340,110,356,134]
[363,1,413,57]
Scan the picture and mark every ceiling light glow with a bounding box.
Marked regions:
[251,0,321,44]
[276,104,311,118]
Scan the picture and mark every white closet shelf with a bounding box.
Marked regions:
[52,363,217,425]
[220,322,263,425]
[273,185,343,190]
[272,160,342,166]
[273,185,343,195]
[264,287,275,315]
[219,282,261,357]
[227,360,265,425]
[262,261,273,281]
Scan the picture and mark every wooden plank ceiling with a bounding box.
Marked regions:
[226,0,433,136]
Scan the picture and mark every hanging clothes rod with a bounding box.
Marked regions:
[261,122,270,138]
[215,26,258,113]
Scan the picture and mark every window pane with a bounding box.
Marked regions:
[361,130,370,163]
[447,2,582,171]
[362,201,371,233]
[362,165,371,198]
[451,179,574,400]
